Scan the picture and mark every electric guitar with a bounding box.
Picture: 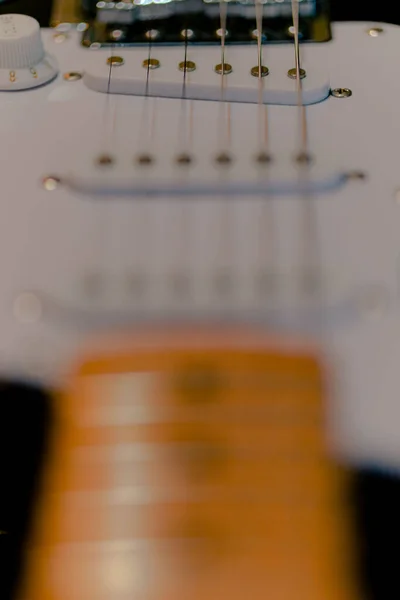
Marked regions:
[0,1,397,597]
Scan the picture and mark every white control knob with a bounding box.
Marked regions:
[0,14,58,90]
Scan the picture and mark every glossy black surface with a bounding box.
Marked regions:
[0,0,52,25]
[81,0,330,46]
[0,383,52,600]
[79,0,400,25]
[1,0,400,28]
[352,469,400,600]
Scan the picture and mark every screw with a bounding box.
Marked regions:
[107,56,125,67]
[288,68,306,80]
[250,65,269,78]
[214,63,233,75]
[96,154,114,166]
[53,33,68,43]
[142,58,160,70]
[255,151,273,165]
[331,88,352,98]
[176,153,193,165]
[368,27,384,37]
[145,29,160,40]
[346,171,366,181]
[136,153,154,165]
[178,60,196,73]
[110,29,124,41]
[181,29,194,40]
[215,152,233,166]
[63,72,82,81]
[295,151,313,165]
[43,176,61,191]
[77,22,89,32]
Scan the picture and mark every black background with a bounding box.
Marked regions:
[0,2,400,600]
[1,0,400,26]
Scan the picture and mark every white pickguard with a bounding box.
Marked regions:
[1,21,400,472]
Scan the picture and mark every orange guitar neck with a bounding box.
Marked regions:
[18,326,359,600]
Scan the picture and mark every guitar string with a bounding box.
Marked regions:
[286,7,308,596]
[290,0,321,305]
[179,30,195,155]
[291,0,308,158]
[173,27,194,299]
[138,34,155,153]
[215,0,234,300]
[254,0,276,304]
[86,44,116,299]
[218,0,230,152]
[102,36,157,582]
[255,0,268,154]
[102,47,124,579]
[289,6,326,598]
[178,30,189,152]
[132,33,158,301]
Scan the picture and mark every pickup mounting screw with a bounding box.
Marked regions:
[142,58,160,70]
[331,88,352,98]
[107,56,124,67]
[288,68,306,80]
[368,27,384,37]
[214,63,232,75]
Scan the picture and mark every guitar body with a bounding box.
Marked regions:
[0,5,398,598]
[1,18,399,469]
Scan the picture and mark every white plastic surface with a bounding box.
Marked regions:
[1,22,400,473]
